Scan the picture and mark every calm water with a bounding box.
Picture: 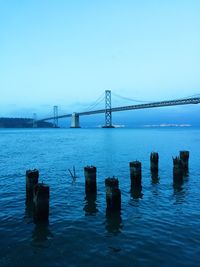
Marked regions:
[0,128,200,267]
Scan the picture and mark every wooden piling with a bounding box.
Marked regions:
[84,166,97,194]
[105,177,119,189]
[106,208,122,233]
[173,157,183,181]
[150,152,159,173]
[180,151,189,172]
[26,169,39,203]
[105,177,121,211]
[130,186,143,199]
[151,172,159,184]
[129,161,142,189]
[33,183,49,222]
[84,194,98,215]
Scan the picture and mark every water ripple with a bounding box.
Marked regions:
[0,128,200,267]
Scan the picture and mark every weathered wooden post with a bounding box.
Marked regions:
[84,166,97,194]
[173,157,183,181]
[129,161,142,189]
[32,222,51,242]
[151,172,159,184]
[84,194,98,215]
[150,152,159,173]
[105,177,121,211]
[106,208,122,233]
[26,169,39,203]
[180,151,189,172]
[33,183,49,222]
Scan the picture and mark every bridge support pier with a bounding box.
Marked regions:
[70,112,80,128]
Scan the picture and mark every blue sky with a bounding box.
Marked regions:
[0,0,200,117]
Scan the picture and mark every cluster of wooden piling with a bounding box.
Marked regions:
[26,170,49,223]
[25,150,189,220]
[84,150,189,212]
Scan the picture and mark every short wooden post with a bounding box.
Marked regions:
[84,166,97,194]
[106,208,122,233]
[180,151,189,172]
[129,161,142,189]
[173,157,183,181]
[33,183,49,222]
[26,169,39,203]
[151,172,159,184]
[105,177,121,211]
[84,194,98,215]
[150,152,159,173]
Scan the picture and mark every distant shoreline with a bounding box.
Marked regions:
[0,118,54,128]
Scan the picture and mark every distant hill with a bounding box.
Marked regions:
[0,118,54,128]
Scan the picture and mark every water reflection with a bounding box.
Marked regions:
[32,222,53,242]
[105,209,122,234]
[84,193,98,215]
[173,178,187,204]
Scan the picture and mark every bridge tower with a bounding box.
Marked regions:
[33,113,37,128]
[103,90,114,128]
[53,106,58,128]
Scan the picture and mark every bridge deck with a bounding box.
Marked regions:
[39,97,200,121]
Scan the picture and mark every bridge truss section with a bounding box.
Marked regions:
[104,90,114,128]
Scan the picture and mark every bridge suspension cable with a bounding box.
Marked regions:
[112,91,200,103]
[112,92,154,103]
[185,93,200,98]
[37,90,200,128]
[82,92,105,112]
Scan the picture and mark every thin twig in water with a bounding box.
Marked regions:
[68,166,77,181]
[73,166,76,178]
[68,169,74,179]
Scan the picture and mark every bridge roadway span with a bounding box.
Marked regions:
[39,97,200,122]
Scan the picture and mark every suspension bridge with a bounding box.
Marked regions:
[35,90,200,128]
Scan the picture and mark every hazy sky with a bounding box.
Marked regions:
[0,0,200,116]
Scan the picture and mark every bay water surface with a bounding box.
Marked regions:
[0,128,200,267]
